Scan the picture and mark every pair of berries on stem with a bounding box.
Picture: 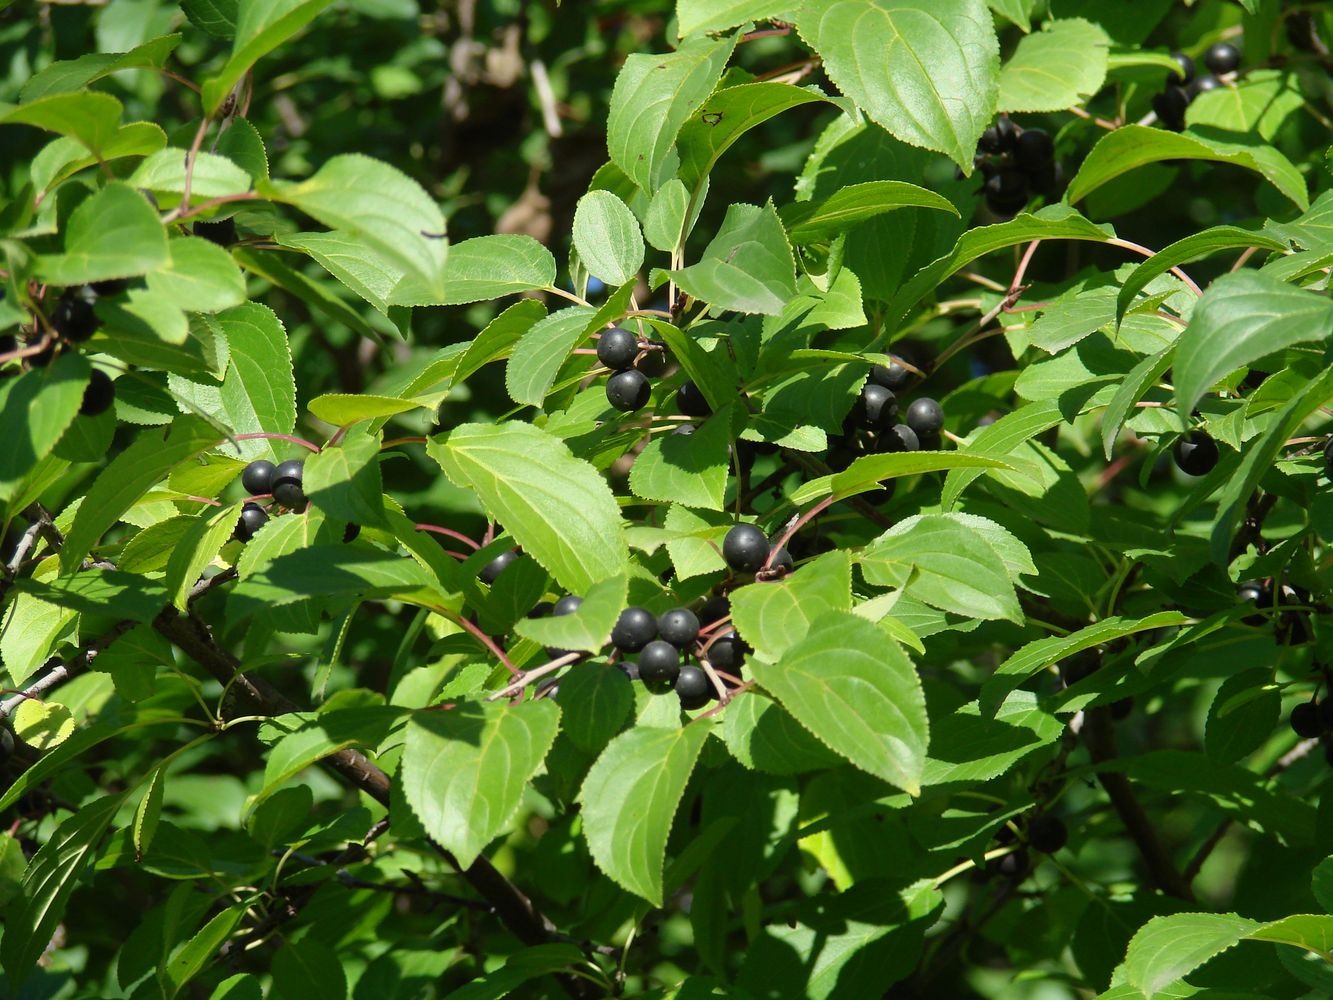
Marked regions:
[599,326,669,413]
[234,458,310,541]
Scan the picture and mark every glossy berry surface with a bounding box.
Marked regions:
[79,369,115,416]
[596,327,638,371]
[637,639,680,693]
[854,384,897,430]
[1027,815,1068,853]
[707,631,746,673]
[234,502,269,542]
[480,549,518,585]
[878,422,920,453]
[699,596,730,625]
[978,117,1017,154]
[612,607,657,653]
[1152,85,1189,130]
[1203,42,1240,74]
[606,369,651,412]
[54,292,98,342]
[635,348,669,378]
[675,665,712,710]
[996,849,1029,878]
[1170,51,1196,85]
[1173,431,1219,477]
[905,397,945,436]
[870,358,911,391]
[1188,74,1221,97]
[553,595,583,617]
[768,546,794,573]
[657,607,700,647]
[676,380,712,417]
[1013,128,1053,173]
[241,460,277,496]
[271,460,307,508]
[1290,701,1322,738]
[984,169,1028,215]
[723,523,769,574]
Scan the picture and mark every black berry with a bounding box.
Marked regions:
[677,380,712,418]
[480,549,518,585]
[79,368,114,416]
[343,523,361,543]
[637,639,680,693]
[1203,42,1240,75]
[723,523,769,574]
[53,290,98,342]
[234,502,269,542]
[1188,75,1221,98]
[854,384,897,430]
[553,595,583,617]
[984,169,1029,215]
[1173,431,1219,477]
[675,665,712,710]
[699,596,730,626]
[769,546,794,574]
[996,849,1029,879]
[612,607,657,653]
[1013,128,1054,174]
[1153,85,1189,131]
[1027,814,1068,853]
[978,117,1017,154]
[657,608,700,648]
[1290,701,1322,738]
[878,423,920,453]
[870,358,911,391]
[596,327,639,371]
[606,369,650,412]
[271,460,307,508]
[529,600,554,619]
[241,459,276,496]
[905,398,944,436]
[635,348,669,378]
[707,631,746,674]
[1170,51,1196,85]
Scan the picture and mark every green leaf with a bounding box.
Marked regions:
[1116,226,1288,324]
[146,237,247,313]
[422,234,558,307]
[731,550,853,658]
[1100,346,1173,460]
[202,0,336,113]
[790,450,1016,505]
[555,662,634,752]
[216,302,296,460]
[17,570,168,624]
[0,591,75,686]
[504,306,597,406]
[61,417,221,573]
[133,766,166,863]
[304,433,387,528]
[607,34,737,193]
[270,939,346,1000]
[1066,125,1308,211]
[450,299,549,388]
[676,0,795,37]
[797,0,1000,171]
[0,91,123,155]
[19,34,183,102]
[921,691,1062,785]
[722,691,843,774]
[308,394,425,426]
[402,701,560,868]
[578,721,712,904]
[262,154,447,303]
[0,793,126,992]
[182,0,238,39]
[1121,913,1259,995]
[1205,669,1280,765]
[860,513,1024,623]
[940,399,1063,509]
[997,18,1109,112]
[35,182,169,285]
[677,82,833,191]
[11,699,75,751]
[750,610,928,795]
[429,422,627,595]
[668,202,797,315]
[513,574,628,654]
[780,180,959,244]
[276,230,404,314]
[1185,69,1305,142]
[1174,270,1333,421]
[129,149,252,201]
[166,903,249,997]
[0,353,90,505]
[442,944,586,1000]
[573,191,645,287]
[163,503,242,610]
[629,410,731,510]
[644,178,693,253]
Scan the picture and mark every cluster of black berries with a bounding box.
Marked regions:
[598,326,669,413]
[974,120,1058,217]
[234,458,320,542]
[1152,43,1241,132]
[612,597,747,710]
[828,360,945,479]
[1,283,120,415]
[1237,579,1312,643]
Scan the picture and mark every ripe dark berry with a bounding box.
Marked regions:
[635,348,669,378]
[606,369,650,412]
[1203,42,1240,75]
[699,596,730,626]
[1013,128,1054,174]
[637,639,680,693]
[854,384,897,430]
[596,327,639,371]
[996,848,1029,879]
[343,523,360,543]
[905,398,944,437]
[234,502,269,542]
[870,358,911,391]
[675,665,712,710]
[241,459,276,496]
[553,595,583,617]
[723,523,770,574]
[878,422,920,453]
[1188,75,1221,98]
[984,169,1029,215]
[707,631,746,674]
[480,549,518,585]
[657,608,700,648]
[1170,51,1196,85]
[1027,814,1068,853]
[612,606,657,653]
[769,546,794,574]
[1153,85,1189,131]
[977,117,1017,154]
[529,600,554,619]
[53,290,98,342]
[1173,431,1219,477]
[271,460,307,508]
[1290,701,1322,738]
[677,380,712,418]
[79,368,114,416]
[27,338,57,367]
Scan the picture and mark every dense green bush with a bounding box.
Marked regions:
[2,1,1333,997]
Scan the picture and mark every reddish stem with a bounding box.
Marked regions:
[415,522,482,551]
[382,436,428,449]
[450,614,519,675]
[235,432,321,453]
[766,496,836,570]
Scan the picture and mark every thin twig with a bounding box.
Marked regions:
[488,652,582,701]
